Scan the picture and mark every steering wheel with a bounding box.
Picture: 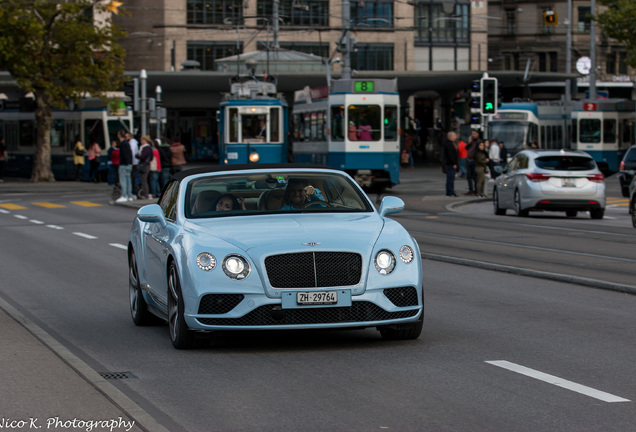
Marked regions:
[301,200,332,209]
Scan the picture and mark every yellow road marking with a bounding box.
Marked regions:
[0,203,27,210]
[70,201,102,207]
[32,202,66,208]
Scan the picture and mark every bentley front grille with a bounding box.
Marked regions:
[265,252,362,288]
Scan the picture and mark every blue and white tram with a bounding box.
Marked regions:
[292,78,400,191]
[218,76,289,165]
[0,97,133,180]
[571,99,635,173]
[488,102,571,156]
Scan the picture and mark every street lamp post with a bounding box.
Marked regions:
[140,69,147,137]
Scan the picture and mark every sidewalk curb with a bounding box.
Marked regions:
[421,252,636,294]
[0,297,170,432]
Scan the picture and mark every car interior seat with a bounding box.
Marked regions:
[258,189,286,210]
[192,190,221,214]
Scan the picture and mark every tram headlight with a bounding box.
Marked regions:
[249,152,260,163]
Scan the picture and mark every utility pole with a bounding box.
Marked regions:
[565,0,572,105]
[140,69,147,137]
[341,0,352,80]
[589,0,597,99]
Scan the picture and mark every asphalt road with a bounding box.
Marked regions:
[1,180,635,431]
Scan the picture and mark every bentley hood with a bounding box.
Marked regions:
[187,213,384,253]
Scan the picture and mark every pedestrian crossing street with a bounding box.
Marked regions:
[0,200,104,210]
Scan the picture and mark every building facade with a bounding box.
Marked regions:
[487,0,635,100]
[114,0,491,73]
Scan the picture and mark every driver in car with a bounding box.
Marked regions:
[280,178,326,210]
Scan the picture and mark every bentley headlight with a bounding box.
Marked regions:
[374,250,396,275]
[399,245,414,263]
[222,254,250,280]
[197,253,216,271]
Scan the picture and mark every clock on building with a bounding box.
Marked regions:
[576,56,592,75]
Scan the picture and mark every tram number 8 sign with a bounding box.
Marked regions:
[354,81,375,93]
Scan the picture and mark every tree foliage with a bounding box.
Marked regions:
[596,0,636,68]
[0,0,127,182]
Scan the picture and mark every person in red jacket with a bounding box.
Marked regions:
[457,137,468,178]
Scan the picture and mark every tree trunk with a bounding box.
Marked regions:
[30,88,55,182]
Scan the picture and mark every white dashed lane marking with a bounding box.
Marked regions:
[486,360,630,403]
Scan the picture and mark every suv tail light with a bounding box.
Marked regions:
[587,173,604,183]
[620,161,625,172]
[525,173,550,182]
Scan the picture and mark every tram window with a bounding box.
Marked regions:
[571,120,577,146]
[229,108,239,142]
[84,119,105,149]
[51,119,65,148]
[19,120,35,147]
[317,111,326,141]
[331,106,345,141]
[303,113,311,140]
[529,123,538,148]
[4,122,19,151]
[622,119,634,146]
[67,121,80,151]
[384,105,398,141]
[107,119,129,146]
[540,126,545,149]
[348,105,380,141]
[556,126,563,149]
[580,119,601,143]
[292,113,302,141]
[603,119,616,143]
[270,107,280,142]
[241,114,266,140]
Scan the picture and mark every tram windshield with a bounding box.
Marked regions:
[489,121,536,154]
[348,105,381,141]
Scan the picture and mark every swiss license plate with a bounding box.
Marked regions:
[297,291,338,305]
[562,178,576,187]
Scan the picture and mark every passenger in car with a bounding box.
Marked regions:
[280,178,325,210]
[215,193,245,211]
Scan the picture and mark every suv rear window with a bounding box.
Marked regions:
[535,156,596,171]
[623,147,636,162]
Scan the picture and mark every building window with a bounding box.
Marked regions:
[538,52,557,72]
[505,8,516,35]
[351,43,393,70]
[351,0,393,28]
[278,42,329,58]
[187,42,242,70]
[414,1,469,45]
[187,0,244,25]
[503,52,519,71]
[605,51,628,75]
[257,0,329,27]
[618,51,628,74]
[577,6,591,32]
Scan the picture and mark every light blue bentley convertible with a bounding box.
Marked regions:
[128,164,423,349]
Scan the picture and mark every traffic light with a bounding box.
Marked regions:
[543,10,558,26]
[123,78,139,111]
[480,77,498,115]
[469,79,481,128]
